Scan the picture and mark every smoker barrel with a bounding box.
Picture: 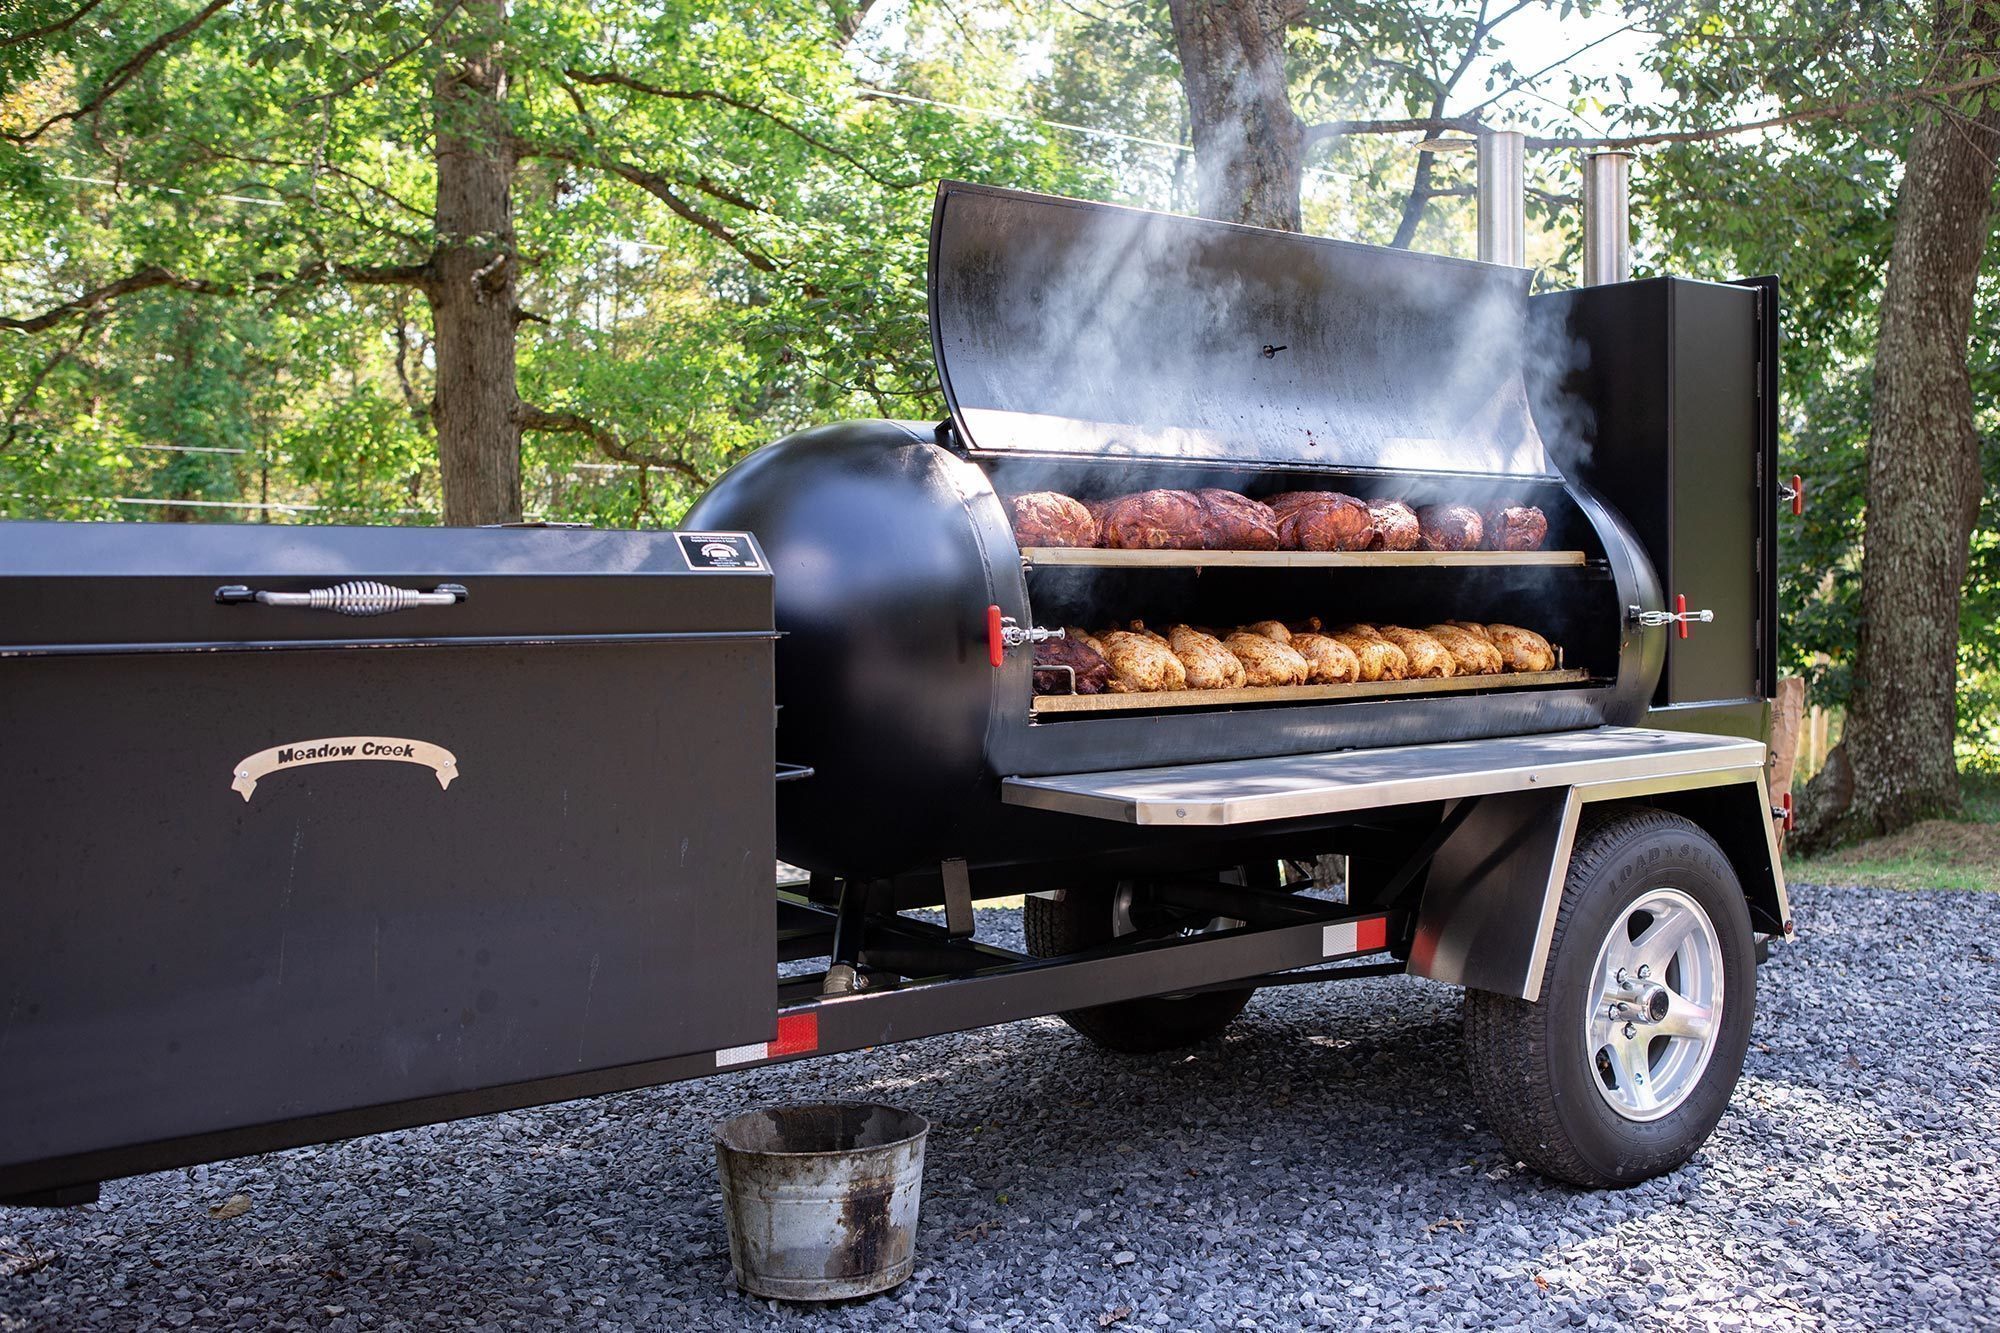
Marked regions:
[688,183,1695,885]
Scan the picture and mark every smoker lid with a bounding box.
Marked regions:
[927,181,1558,478]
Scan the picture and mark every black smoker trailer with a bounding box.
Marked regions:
[1,183,1790,1205]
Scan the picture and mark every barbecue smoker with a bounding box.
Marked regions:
[2,182,1790,1210]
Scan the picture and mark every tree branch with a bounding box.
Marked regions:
[1,259,433,333]
[4,0,233,146]
[533,147,779,272]
[514,402,711,486]
[0,0,113,48]
[1303,114,1483,149]
[1528,70,2000,150]
[562,66,917,187]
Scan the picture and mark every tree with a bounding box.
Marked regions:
[1165,0,1304,228]
[1796,2,2000,840]
[0,0,974,523]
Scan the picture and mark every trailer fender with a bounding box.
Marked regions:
[1407,775,1790,1002]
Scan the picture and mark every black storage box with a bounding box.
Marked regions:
[0,522,776,1197]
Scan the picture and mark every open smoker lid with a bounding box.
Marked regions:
[928,181,1558,478]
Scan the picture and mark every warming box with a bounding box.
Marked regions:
[0,521,776,1195]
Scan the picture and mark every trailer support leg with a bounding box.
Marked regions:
[824,880,872,996]
[941,858,974,939]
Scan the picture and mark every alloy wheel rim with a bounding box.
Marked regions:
[1581,888,1724,1122]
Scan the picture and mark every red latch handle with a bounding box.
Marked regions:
[1791,474,1804,517]
[1676,593,1689,639]
[1781,791,1795,832]
[987,604,1005,668]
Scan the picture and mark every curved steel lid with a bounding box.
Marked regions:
[927,181,1557,478]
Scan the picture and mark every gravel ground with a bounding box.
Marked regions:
[4,880,1997,1331]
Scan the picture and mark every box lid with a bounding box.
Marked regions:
[0,522,772,654]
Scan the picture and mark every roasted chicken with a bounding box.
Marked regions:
[1224,631,1311,686]
[1425,623,1504,675]
[1168,624,1246,689]
[1376,626,1455,677]
[1327,623,1408,681]
[1290,626,1361,684]
[1094,625,1187,691]
[1485,623,1556,672]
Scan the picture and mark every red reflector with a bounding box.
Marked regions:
[1357,917,1389,952]
[987,604,1005,668]
[770,1012,819,1058]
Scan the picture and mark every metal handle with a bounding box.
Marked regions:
[1780,473,1805,517]
[986,604,1063,666]
[1630,599,1714,634]
[216,581,468,616]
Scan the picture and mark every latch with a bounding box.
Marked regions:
[1779,473,1805,516]
[1630,595,1715,638]
[986,604,1064,667]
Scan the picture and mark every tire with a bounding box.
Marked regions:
[1463,806,1757,1188]
[1022,883,1254,1053]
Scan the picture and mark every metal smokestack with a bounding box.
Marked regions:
[1580,151,1632,285]
[1476,130,1526,267]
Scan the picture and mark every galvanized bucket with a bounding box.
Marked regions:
[714,1102,930,1300]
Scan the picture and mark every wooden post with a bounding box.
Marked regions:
[1769,677,1806,847]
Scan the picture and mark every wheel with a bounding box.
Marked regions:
[1463,806,1756,1188]
[1022,881,1255,1053]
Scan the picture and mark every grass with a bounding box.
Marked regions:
[1788,770,2000,891]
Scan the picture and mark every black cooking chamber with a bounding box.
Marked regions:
[688,182,1772,883]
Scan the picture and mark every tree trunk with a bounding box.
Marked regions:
[1165,0,1302,231]
[430,0,522,526]
[1797,2,2000,849]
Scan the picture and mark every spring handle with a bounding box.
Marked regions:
[216,581,468,616]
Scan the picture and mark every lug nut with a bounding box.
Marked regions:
[1623,1023,1636,1039]
[1637,965,1651,979]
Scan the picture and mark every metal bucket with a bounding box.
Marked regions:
[714,1102,930,1300]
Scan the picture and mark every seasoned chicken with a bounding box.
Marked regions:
[1193,489,1281,551]
[1367,499,1422,551]
[1095,627,1187,692]
[1010,492,1097,548]
[1291,630,1361,684]
[1376,626,1455,678]
[1416,504,1484,552]
[1482,503,1549,551]
[1097,490,1207,549]
[1167,624,1246,690]
[1033,635,1112,694]
[1277,493,1378,552]
[1425,623,1505,675]
[1242,619,1292,643]
[1065,625,1108,658]
[1224,631,1311,687]
[1326,622,1408,681]
[1486,623,1557,673]
[1444,619,1494,641]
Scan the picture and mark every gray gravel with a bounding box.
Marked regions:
[5,880,1998,1331]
